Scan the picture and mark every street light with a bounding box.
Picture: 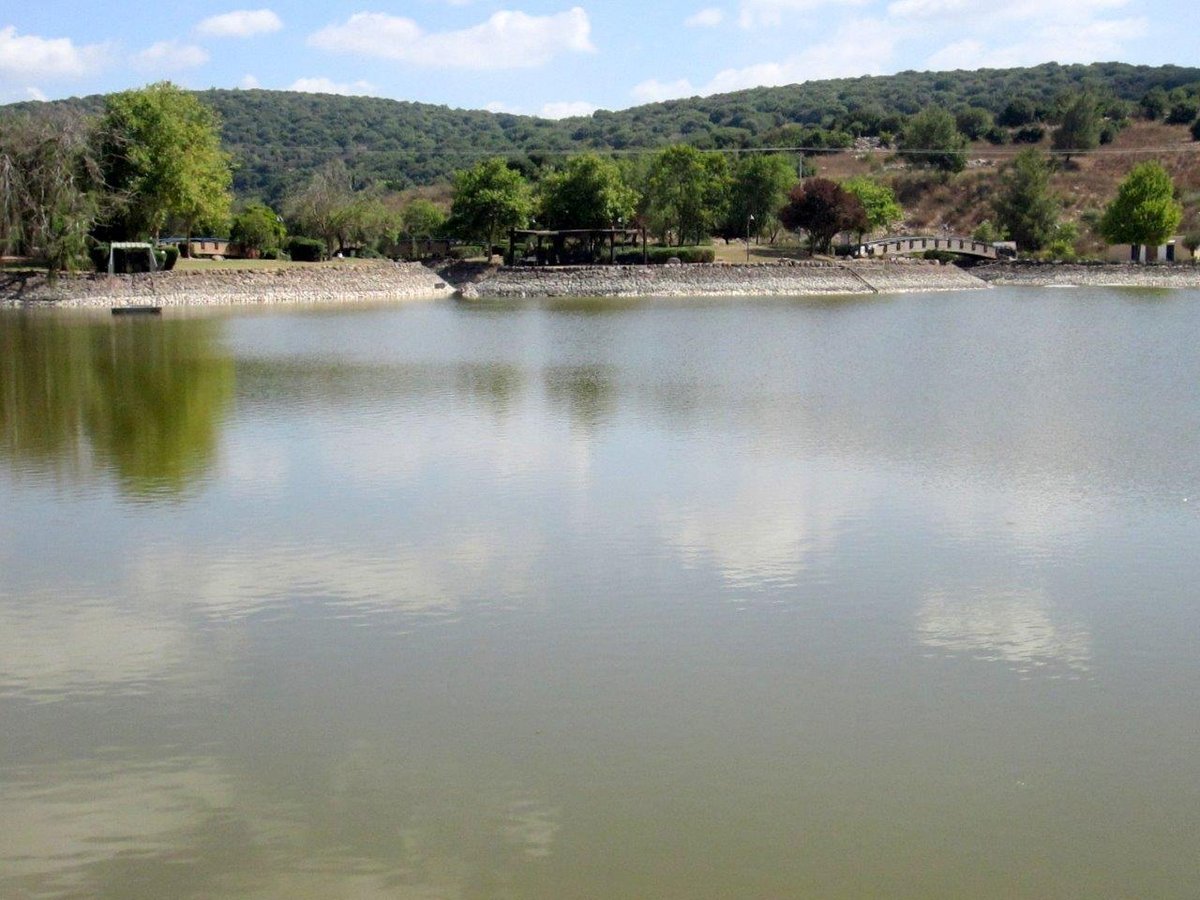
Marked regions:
[746,214,755,263]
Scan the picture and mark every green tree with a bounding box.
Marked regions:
[97,82,232,239]
[992,148,1060,252]
[399,198,447,255]
[0,112,103,275]
[722,154,797,243]
[955,107,994,141]
[643,144,730,246]
[538,153,638,229]
[1099,162,1183,251]
[898,108,967,172]
[448,158,533,255]
[284,160,354,254]
[230,203,286,255]
[841,176,903,238]
[779,178,867,255]
[1052,94,1099,163]
[1139,87,1169,120]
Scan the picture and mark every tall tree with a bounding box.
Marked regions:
[448,158,533,255]
[538,153,637,230]
[284,160,356,254]
[1052,94,1100,163]
[841,176,903,239]
[898,108,967,173]
[643,144,730,246]
[779,178,867,255]
[97,82,232,239]
[992,148,1060,252]
[1099,162,1183,251]
[722,154,797,243]
[0,112,104,275]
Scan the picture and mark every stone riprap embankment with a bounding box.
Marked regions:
[976,262,1200,288]
[458,260,988,299]
[0,261,455,309]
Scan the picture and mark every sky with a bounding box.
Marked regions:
[0,1,1194,117]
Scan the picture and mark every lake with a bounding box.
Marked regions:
[2,288,1198,898]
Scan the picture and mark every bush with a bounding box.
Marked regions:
[1013,125,1046,144]
[447,244,485,260]
[638,246,716,264]
[1191,118,1200,142]
[158,245,178,270]
[286,237,325,262]
[923,249,958,263]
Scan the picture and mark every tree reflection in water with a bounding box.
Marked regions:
[0,314,234,497]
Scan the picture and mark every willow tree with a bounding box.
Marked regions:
[0,112,104,274]
[97,82,232,239]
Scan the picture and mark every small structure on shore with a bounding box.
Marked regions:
[509,227,647,266]
[104,242,158,275]
[1105,238,1194,263]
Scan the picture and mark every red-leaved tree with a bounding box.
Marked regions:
[778,179,868,255]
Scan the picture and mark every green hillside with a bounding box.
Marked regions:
[4,62,1200,204]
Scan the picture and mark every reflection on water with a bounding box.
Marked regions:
[3,291,1200,898]
[918,587,1092,677]
[0,314,234,496]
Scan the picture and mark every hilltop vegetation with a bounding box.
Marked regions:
[6,62,1200,203]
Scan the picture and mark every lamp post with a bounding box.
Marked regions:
[746,214,755,263]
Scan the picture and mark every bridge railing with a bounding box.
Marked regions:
[857,235,998,259]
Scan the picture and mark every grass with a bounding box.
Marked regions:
[172,256,380,273]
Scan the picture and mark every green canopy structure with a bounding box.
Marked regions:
[107,242,157,275]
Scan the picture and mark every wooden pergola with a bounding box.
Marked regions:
[509,227,647,266]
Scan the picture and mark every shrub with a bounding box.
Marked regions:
[1013,125,1046,144]
[286,237,325,262]
[447,244,485,260]
[923,249,958,263]
[1191,118,1200,142]
[641,246,716,264]
[158,245,178,270]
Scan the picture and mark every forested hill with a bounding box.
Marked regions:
[6,62,1200,203]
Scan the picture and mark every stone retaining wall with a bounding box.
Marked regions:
[976,262,1200,288]
[461,261,988,299]
[0,261,455,309]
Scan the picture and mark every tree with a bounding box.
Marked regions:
[399,199,446,256]
[991,149,1060,252]
[998,97,1038,128]
[898,108,967,173]
[1099,162,1183,252]
[448,158,532,255]
[955,107,994,141]
[0,112,104,275]
[97,82,232,239]
[1182,232,1200,264]
[841,177,903,238]
[284,160,354,254]
[778,178,867,255]
[721,154,797,243]
[230,203,286,256]
[643,144,730,246]
[1052,94,1099,163]
[537,153,637,229]
[1139,87,1168,121]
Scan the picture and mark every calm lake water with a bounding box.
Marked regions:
[2,288,1199,899]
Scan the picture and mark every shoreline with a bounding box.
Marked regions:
[5,259,1200,309]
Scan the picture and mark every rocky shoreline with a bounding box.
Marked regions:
[457,259,988,299]
[975,261,1200,288]
[0,260,456,309]
[5,258,1200,309]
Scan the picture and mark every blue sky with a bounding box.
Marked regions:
[1,1,1193,116]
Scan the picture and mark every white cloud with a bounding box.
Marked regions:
[133,41,210,72]
[685,7,725,26]
[308,7,594,69]
[486,100,523,114]
[631,77,698,104]
[539,100,597,119]
[26,86,48,101]
[196,9,284,38]
[886,0,968,17]
[926,16,1147,69]
[738,0,869,29]
[240,74,261,89]
[0,26,108,79]
[288,77,377,96]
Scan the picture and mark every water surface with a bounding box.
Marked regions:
[2,289,1198,898]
